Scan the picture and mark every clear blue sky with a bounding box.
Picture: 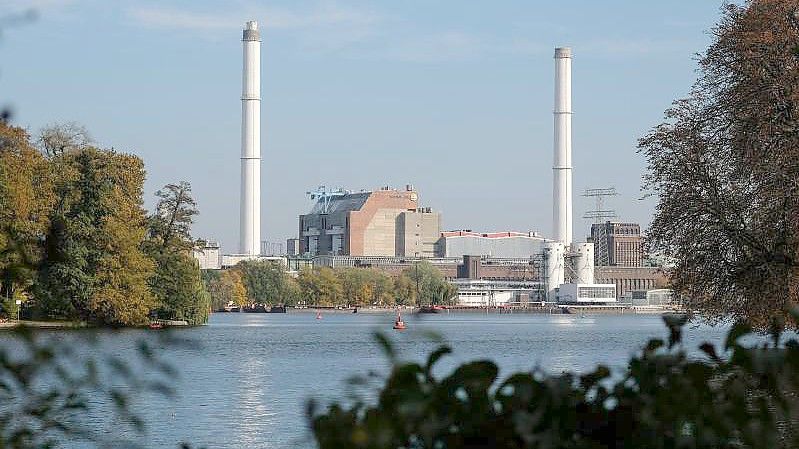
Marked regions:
[2,0,726,252]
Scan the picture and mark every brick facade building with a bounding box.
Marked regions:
[299,187,440,257]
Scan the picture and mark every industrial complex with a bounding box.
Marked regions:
[192,23,670,310]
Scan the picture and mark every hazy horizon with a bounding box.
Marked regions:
[2,0,726,253]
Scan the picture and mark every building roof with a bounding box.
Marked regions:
[308,192,371,214]
[441,231,545,239]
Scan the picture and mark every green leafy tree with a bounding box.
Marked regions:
[148,181,198,253]
[282,275,303,306]
[339,268,396,306]
[298,267,344,306]
[149,251,209,324]
[393,274,416,306]
[36,148,154,325]
[0,122,54,311]
[372,271,395,306]
[145,181,209,325]
[399,261,455,306]
[205,269,248,309]
[639,0,799,327]
[235,259,288,305]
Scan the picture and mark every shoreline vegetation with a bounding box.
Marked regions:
[0,122,210,327]
[203,259,458,313]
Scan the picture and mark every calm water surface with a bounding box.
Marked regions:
[5,312,731,448]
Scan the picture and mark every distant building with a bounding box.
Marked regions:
[555,283,617,304]
[260,241,284,256]
[451,279,542,307]
[286,238,300,256]
[298,186,441,257]
[436,231,548,258]
[396,208,440,258]
[192,241,221,270]
[594,266,667,299]
[590,222,643,267]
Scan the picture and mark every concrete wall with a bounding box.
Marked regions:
[348,189,417,256]
[396,211,440,257]
[437,233,547,258]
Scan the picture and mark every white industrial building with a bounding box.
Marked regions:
[452,279,542,307]
[554,283,616,304]
[436,231,548,259]
[193,241,221,270]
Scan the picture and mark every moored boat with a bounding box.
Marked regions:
[418,305,445,314]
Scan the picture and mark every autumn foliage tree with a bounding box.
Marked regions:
[639,0,799,327]
[1,120,217,326]
[35,148,155,325]
[0,122,54,314]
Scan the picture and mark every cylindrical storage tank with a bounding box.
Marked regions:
[572,242,594,284]
[543,242,565,299]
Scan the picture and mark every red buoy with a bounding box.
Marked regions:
[393,310,406,330]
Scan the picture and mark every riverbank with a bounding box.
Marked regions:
[0,319,88,329]
[278,305,683,315]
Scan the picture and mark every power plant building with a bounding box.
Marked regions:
[299,187,440,257]
[436,231,548,259]
[590,221,644,266]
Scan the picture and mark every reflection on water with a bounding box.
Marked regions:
[1,312,730,449]
[234,357,274,447]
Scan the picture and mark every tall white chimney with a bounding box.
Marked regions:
[240,21,261,255]
[553,47,572,246]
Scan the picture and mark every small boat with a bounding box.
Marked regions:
[418,305,445,314]
[316,311,322,320]
[393,310,406,330]
[148,322,164,330]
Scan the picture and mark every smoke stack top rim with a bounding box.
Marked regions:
[243,21,261,41]
[554,47,572,58]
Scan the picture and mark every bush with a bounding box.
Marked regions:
[309,314,799,449]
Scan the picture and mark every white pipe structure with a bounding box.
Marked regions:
[543,242,566,298]
[240,21,261,255]
[553,47,573,246]
[572,242,594,284]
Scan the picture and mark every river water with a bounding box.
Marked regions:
[3,311,731,448]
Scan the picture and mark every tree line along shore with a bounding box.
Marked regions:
[204,259,456,312]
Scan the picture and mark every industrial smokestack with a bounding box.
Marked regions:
[240,21,261,255]
[553,47,572,246]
